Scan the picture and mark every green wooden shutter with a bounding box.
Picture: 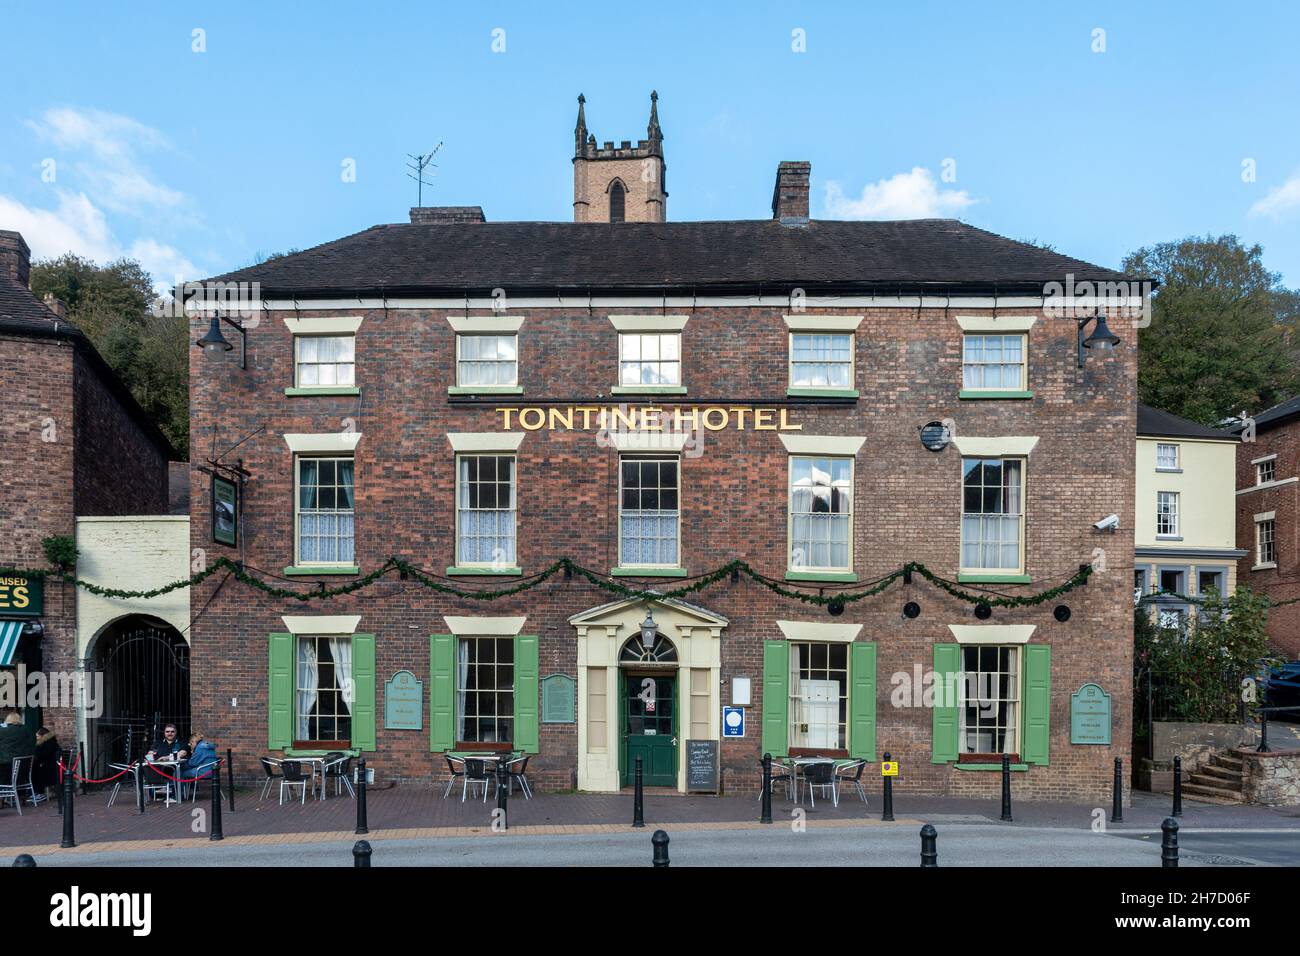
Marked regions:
[1021,644,1051,765]
[762,640,790,758]
[430,634,455,752]
[268,633,294,750]
[350,634,376,752]
[931,643,960,763]
[849,642,877,760]
[514,634,539,754]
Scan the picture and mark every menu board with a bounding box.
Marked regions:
[686,739,719,793]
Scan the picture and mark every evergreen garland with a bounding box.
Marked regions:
[0,555,1097,609]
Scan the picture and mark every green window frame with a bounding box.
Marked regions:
[429,634,537,754]
[267,631,374,752]
[762,638,874,759]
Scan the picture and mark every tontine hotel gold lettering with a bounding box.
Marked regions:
[495,406,803,431]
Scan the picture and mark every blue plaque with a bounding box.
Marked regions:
[1070,682,1111,745]
[384,670,424,731]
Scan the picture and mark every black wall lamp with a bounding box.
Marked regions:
[196,312,248,370]
[1077,311,1121,368]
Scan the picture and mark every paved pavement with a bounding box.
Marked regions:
[25,824,1290,868]
[2,784,1297,861]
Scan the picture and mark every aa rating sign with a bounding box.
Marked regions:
[881,760,899,777]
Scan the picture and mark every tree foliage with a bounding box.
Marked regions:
[1126,235,1300,425]
[30,254,188,458]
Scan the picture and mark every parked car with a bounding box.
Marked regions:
[1264,661,1300,723]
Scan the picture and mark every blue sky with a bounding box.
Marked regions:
[1,1,1297,288]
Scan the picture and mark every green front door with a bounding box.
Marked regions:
[621,672,678,787]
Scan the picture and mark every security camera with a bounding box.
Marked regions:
[1093,514,1119,532]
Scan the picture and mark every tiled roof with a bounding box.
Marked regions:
[1137,402,1237,441]
[206,218,1137,297]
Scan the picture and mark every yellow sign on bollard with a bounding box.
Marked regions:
[881,761,899,776]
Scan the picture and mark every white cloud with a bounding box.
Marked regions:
[0,190,199,291]
[1249,174,1300,220]
[26,107,185,215]
[822,167,976,219]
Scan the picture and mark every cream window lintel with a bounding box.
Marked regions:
[442,616,527,635]
[776,620,863,643]
[783,314,864,332]
[283,316,365,336]
[955,315,1038,333]
[447,432,526,453]
[1251,453,1278,465]
[947,624,1036,645]
[1255,511,1276,522]
[281,615,361,634]
[611,432,690,452]
[446,316,525,334]
[284,432,362,453]
[779,434,866,456]
[608,315,689,332]
[950,436,1039,457]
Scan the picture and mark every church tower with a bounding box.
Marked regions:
[572,92,667,222]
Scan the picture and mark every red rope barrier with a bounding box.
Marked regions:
[57,759,132,785]
[142,759,221,783]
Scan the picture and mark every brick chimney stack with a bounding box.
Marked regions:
[43,292,68,317]
[409,206,486,224]
[0,230,31,287]
[772,161,811,224]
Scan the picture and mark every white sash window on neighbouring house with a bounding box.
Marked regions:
[1156,491,1179,536]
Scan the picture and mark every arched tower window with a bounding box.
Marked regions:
[609,180,625,223]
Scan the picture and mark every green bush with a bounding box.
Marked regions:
[42,535,78,571]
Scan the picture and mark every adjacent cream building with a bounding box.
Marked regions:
[1136,404,1245,625]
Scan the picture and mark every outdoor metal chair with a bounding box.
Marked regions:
[107,761,139,808]
[324,754,355,799]
[801,760,838,808]
[757,757,795,802]
[259,757,283,800]
[462,758,492,802]
[15,755,40,806]
[835,759,868,804]
[279,759,310,805]
[442,755,466,799]
[184,760,220,803]
[505,754,533,799]
[0,758,24,814]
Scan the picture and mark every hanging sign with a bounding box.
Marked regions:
[211,474,238,547]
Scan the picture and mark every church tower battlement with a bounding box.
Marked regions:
[572,92,667,222]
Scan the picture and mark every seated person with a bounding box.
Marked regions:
[144,724,188,794]
[181,734,217,779]
[0,710,36,784]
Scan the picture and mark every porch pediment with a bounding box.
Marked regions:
[568,593,728,631]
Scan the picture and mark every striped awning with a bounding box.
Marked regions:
[0,620,24,667]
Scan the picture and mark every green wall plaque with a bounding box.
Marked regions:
[541,674,575,724]
[1070,682,1111,745]
[384,670,424,731]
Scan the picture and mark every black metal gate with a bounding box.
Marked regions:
[86,619,191,782]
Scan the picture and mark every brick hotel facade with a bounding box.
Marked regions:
[189,95,1139,801]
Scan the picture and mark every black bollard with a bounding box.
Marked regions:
[882,752,895,822]
[651,829,670,867]
[11,854,36,867]
[495,757,509,830]
[355,758,369,835]
[226,749,235,812]
[136,760,146,814]
[1112,757,1124,823]
[60,772,76,849]
[1000,753,1013,821]
[1258,708,1271,753]
[352,840,372,867]
[760,753,773,825]
[209,764,224,841]
[1161,817,1179,868]
[632,756,645,828]
[920,823,937,867]
[78,742,87,796]
[1172,756,1183,817]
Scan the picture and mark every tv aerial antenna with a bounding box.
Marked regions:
[407,142,443,207]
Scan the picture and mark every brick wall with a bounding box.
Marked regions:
[1235,421,1300,658]
[190,302,1137,802]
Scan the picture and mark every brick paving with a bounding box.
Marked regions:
[2,784,1297,859]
